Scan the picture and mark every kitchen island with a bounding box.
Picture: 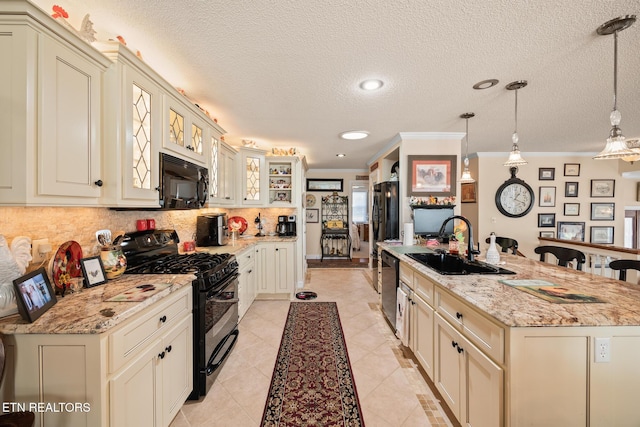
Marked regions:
[0,274,195,427]
[380,242,640,427]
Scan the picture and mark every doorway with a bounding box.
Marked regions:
[351,180,369,260]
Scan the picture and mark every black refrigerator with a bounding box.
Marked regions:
[372,181,399,250]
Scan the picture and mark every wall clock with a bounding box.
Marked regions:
[495,167,535,218]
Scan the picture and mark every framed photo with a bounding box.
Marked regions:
[564,163,580,176]
[538,186,556,207]
[306,179,343,192]
[538,213,556,227]
[538,168,555,180]
[406,155,456,197]
[591,179,615,197]
[565,182,579,197]
[461,182,477,203]
[539,231,555,238]
[564,203,580,216]
[306,208,319,223]
[590,226,614,244]
[12,267,57,323]
[80,256,107,288]
[557,221,585,242]
[590,203,615,221]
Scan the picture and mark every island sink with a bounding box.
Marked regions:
[406,252,516,275]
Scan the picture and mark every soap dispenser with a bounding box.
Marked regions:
[486,232,501,265]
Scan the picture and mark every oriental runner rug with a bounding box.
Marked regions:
[261,302,365,426]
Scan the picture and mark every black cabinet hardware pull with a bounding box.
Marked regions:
[159,315,167,323]
[165,345,172,353]
[94,180,103,187]
[158,351,165,359]
[452,341,458,348]
[456,312,463,319]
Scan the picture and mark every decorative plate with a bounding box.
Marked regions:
[228,216,248,235]
[49,241,83,290]
[306,194,316,207]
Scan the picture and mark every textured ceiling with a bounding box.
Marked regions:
[29,0,640,169]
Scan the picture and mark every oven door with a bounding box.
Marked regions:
[203,273,239,391]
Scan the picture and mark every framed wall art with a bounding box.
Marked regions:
[306,179,343,192]
[80,256,107,288]
[590,203,615,221]
[538,168,555,180]
[538,213,556,227]
[591,179,615,197]
[557,221,585,242]
[306,208,319,223]
[564,163,580,176]
[12,267,57,323]
[539,231,555,238]
[539,186,556,207]
[461,182,477,203]
[590,226,614,244]
[406,155,456,197]
[564,203,580,216]
[565,182,578,197]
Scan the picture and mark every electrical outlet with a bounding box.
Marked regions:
[594,337,611,363]
[31,238,50,263]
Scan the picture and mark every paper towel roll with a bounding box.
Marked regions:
[403,223,414,246]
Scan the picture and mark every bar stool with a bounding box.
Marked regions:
[608,259,640,282]
[0,336,36,427]
[485,236,518,255]
[534,246,586,270]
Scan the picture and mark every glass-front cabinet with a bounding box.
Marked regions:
[240,148,266,205]
[268,158,294,205]
[209,135,236,205]
[163,94,208,165]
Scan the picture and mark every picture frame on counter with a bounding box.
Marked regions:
[590,226,614,244]
[306,178,343,192]
[12,267,57,323]
[565,182,579,197]
[590,203,615,221]
[538,186,556,207]
[557,221,585,242]
[406,155,456,197]
[538,168,555,180]
[591,179,615,197]
[538,213,556,227]
[539,231,555,238]
[564,163,580,176]
[306,208,319,223]
[80,256,108,288]
[564,203,580,216]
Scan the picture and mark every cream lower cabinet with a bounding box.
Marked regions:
[255,242,295,294]
[237,247,256,319]
[2,286,192,427]
[410,292,434,378]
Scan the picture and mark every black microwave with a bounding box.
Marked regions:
[159,153,208,210]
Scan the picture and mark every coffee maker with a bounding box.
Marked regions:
[277,215,297,237]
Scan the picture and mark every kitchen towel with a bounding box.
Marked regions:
[395,285,409,346]
[403,222,414,246]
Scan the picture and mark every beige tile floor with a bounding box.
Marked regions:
[170,268,455,427]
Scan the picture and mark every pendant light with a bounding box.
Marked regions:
[459,113,475,183]
[593,15,638,160]
[504,81,528,167]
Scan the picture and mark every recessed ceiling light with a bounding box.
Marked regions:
[359,79,384,90]
[473,79,499,90]
[340,131,369,140]
[336,153,346,158]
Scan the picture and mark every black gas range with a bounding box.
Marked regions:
[121,229,239,400]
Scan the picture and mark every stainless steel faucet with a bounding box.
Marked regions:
[438,215,481,262]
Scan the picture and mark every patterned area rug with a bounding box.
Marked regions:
[261,302,365,426]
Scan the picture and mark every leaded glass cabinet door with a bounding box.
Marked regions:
[241,148,266,205]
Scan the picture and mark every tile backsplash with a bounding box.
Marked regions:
[0,206,296,269]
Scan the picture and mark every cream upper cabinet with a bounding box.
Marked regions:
[209,138,236,205]
[98,42,162,207]
[0,4,111,206]
[239,148,267,205]
[163,94,212,165]
[267,157,299,206]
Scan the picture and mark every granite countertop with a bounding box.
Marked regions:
[195,235,298,256]
[379,243,640,328]
[0,273,195,335]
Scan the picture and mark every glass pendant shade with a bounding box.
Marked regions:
[622,139,640,162]
[504,81,527,166]
[459,112,476,183]
[594,15,636,160]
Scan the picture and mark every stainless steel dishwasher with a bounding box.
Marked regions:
[381,250,399,330]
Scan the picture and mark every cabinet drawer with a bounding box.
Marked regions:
[437,291,504,364]
[237,248,254,269]
[109,286,192,373]
[414,274,434,307]
[399,263,413,288]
